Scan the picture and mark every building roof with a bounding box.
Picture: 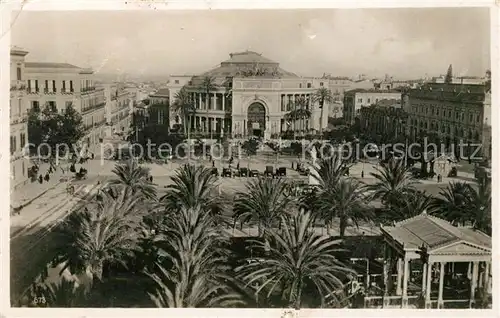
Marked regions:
[189,51,298,84]
[345,88,402,95]
[375,98,401,108]
[150,88,170,97]
[221,51,277,65]
[25,62,81,69]
[10,46,29,56]
[381,212,491,252]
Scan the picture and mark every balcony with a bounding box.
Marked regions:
[61,89,75,95]
[81,102,106,114]
[43,88,57,95]
[27,89,40,95]
[10,80,26,91]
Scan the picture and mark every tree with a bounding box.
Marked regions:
[365,159,416,209]
[51,189,145,283]
[160,164,219,212]
[432,181,491,235]
[236,211,356,309]
[107,160,157,200]
[27,103,85,158]
[445,64,453,84]
[146,205,243,307]
[233,177,293,236]
[384,190,435,223]
[241,138,259,157]
[200,76,217,110]
[312,88,334,137]
[36,278,89,307]
[315,178,372,237]
[172,87,195,139]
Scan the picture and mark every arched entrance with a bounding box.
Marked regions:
[247,102,266,137]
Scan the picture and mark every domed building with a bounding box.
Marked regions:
[167,51,334,139]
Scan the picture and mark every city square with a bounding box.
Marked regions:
[6,7,493,311]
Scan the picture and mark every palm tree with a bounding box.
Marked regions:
[430,182,471,225]
[233,177,293,236]
[200,76,217,111]
[384,190,435,223]
[312,87,334,137]
[236,211,356,309]
[432,181,491,234]
[52,189,144,282]
[37,278,88,307]
[160,164,219,212]
[311,155,351,189]
[295,96,311,136]
[146,205,243,307]
[284,110,299,140]
[316,178,372,237]
[107,159,156,200]
[365,158,416,209]
[172,87,196,138]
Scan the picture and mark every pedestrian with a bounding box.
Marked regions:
[212,160,215,167]
[38,174,43,184]
[361,170,364,178]
[150,176,153,183]
[237,161,240,170]
[91,153,95,159]
[438,174,442,183]
[44,173,50,182]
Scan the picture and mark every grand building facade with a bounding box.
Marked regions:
[405,82,491,159]
[24,62,106,147]
[10,47,30,190]
[167,51,334,139]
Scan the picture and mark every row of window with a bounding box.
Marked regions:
[410,118,480,139]
[411,104,481,123]
[27,80,75,93]
[10,133,26,155]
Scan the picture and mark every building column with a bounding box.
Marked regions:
[199,93,202,110]
[437,262,446,309]
[213,93,217,111]
[402,258,410,308]
[470,261,479,308]
[222,94,225,111]
[396,258,403,296]
[425,262,433,309]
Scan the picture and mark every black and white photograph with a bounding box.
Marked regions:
[4,2,495,312]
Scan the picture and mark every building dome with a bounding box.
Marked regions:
[191,51,298,85]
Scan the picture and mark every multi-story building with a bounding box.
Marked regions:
[102,83,132,138]
[10,47,30,190]
[167,51,336,139]
[359,99,407,142]
[343,89,402,124]
[405,82,491,158]
[24,63,106,148]
[148,88,169,126]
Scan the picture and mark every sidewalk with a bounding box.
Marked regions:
[11,160,71,212]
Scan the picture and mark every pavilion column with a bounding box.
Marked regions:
[470,261,479,308]
[402,258,410,308]
[222,94,225,111]
[199,93,202,110]
[486,261,492,294]
[396,258,403,296]
[421,262,428,294]
[437,262,446,309]
[425,262,433,309]
[382,243,391,307]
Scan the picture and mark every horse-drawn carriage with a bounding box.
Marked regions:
[75,168,88,180]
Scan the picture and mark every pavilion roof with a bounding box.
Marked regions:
[381,212,491,252]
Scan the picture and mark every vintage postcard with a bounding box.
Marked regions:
[1,0,497,317]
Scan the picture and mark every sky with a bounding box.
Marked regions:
[10,8,491,80]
